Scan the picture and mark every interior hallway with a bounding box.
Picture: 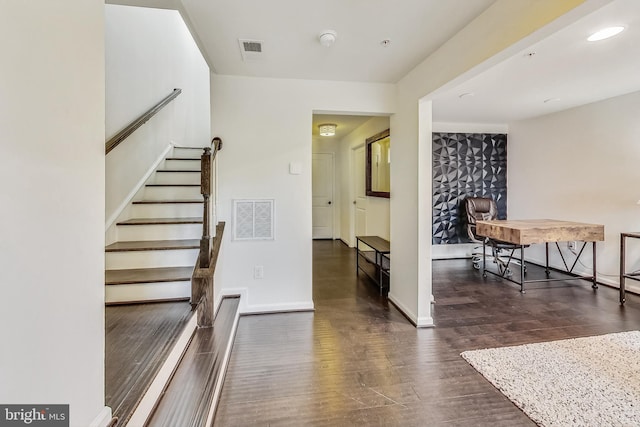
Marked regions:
[214,240,640,426]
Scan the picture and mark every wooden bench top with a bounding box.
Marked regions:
[356,236,390,253]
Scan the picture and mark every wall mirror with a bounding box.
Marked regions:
[366,128,390,198]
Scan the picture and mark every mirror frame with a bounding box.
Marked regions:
[366,128,390,198]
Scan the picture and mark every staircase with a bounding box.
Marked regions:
[105,147,204,304]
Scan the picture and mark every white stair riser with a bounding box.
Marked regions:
[117,224,202,241]
[106,281,191,304]
[173,147,203,158]
[106,249,199,270]
[142,186,202,199]
[164,159,201,170]
[130,203,203,218]
[152,172,200,185]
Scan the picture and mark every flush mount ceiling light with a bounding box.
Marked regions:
[588,26,624,41]
[318,123,337,136]
[319,30,337,47]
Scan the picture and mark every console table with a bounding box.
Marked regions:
[355,236,390,294]
[619,232,640,305]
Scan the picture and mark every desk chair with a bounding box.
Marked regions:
[464,197,525,276]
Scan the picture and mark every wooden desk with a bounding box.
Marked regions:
[355,236,390,294]
[476,219,604,292]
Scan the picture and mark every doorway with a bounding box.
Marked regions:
[312,153,335,239]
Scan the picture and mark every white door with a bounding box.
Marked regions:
[312,153,334,239]
[353,145,367,240]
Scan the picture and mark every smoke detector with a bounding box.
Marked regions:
[319,30,337,47]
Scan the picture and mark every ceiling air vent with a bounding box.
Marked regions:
[239,39,265,61]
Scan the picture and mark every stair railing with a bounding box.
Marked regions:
[192,137,223,327]
[105,88,182,154]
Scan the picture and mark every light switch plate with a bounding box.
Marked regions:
[289,162,302,175]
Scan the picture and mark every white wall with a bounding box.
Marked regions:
[0,2,108,426]
[338,116,391,245]
[508,90,640,290]
[105,5,210,224]
[211,75,395,313]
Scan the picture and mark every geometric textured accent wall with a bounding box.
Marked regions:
[433,133,507,244]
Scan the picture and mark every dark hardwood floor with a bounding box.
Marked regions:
[214,240,640,426]
[105,301,193,425]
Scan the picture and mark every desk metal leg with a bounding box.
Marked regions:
[545,243,550,276]
[592,241,598,289]
[355,240,359,275]
[482,240,487,278]
[520,245,525,293]
[620,235,626,305]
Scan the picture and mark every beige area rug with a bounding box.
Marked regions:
[461,331,640,427]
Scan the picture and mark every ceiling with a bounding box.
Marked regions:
[111,0,640,128]
[181,0,496,83]
[432,0,640,124]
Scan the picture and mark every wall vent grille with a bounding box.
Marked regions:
[233,199,275,240]
[238,39,265,61]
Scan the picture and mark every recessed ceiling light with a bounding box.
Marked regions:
[459,92,474,99]
[543,97,560,104]
[587,26,624,42]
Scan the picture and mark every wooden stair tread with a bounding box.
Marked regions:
[165,157,201,161]
[132,199,203,205]
[106,239,200,252]
[147,297,240,427]
[117,217,203,225]
[106,266,193,285]
[146,184,200,187]
[156,169,201,173]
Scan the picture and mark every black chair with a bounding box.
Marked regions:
[464,197,525,276]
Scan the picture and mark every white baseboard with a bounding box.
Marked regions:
[243,301,314,315]
[432,243,474,260]
[126,312,197,427]
[242,301,315,315]
[218,288,314,314]
[415,316,435,328]
[89,407,112,427]
[105,143,174,231]
[387,294,434,328]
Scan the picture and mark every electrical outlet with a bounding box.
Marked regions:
[254,265,264,279]
[567,241,577,252]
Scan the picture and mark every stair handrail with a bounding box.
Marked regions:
[105,88,182,154]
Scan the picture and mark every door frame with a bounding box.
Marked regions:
[350,143,366,246]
